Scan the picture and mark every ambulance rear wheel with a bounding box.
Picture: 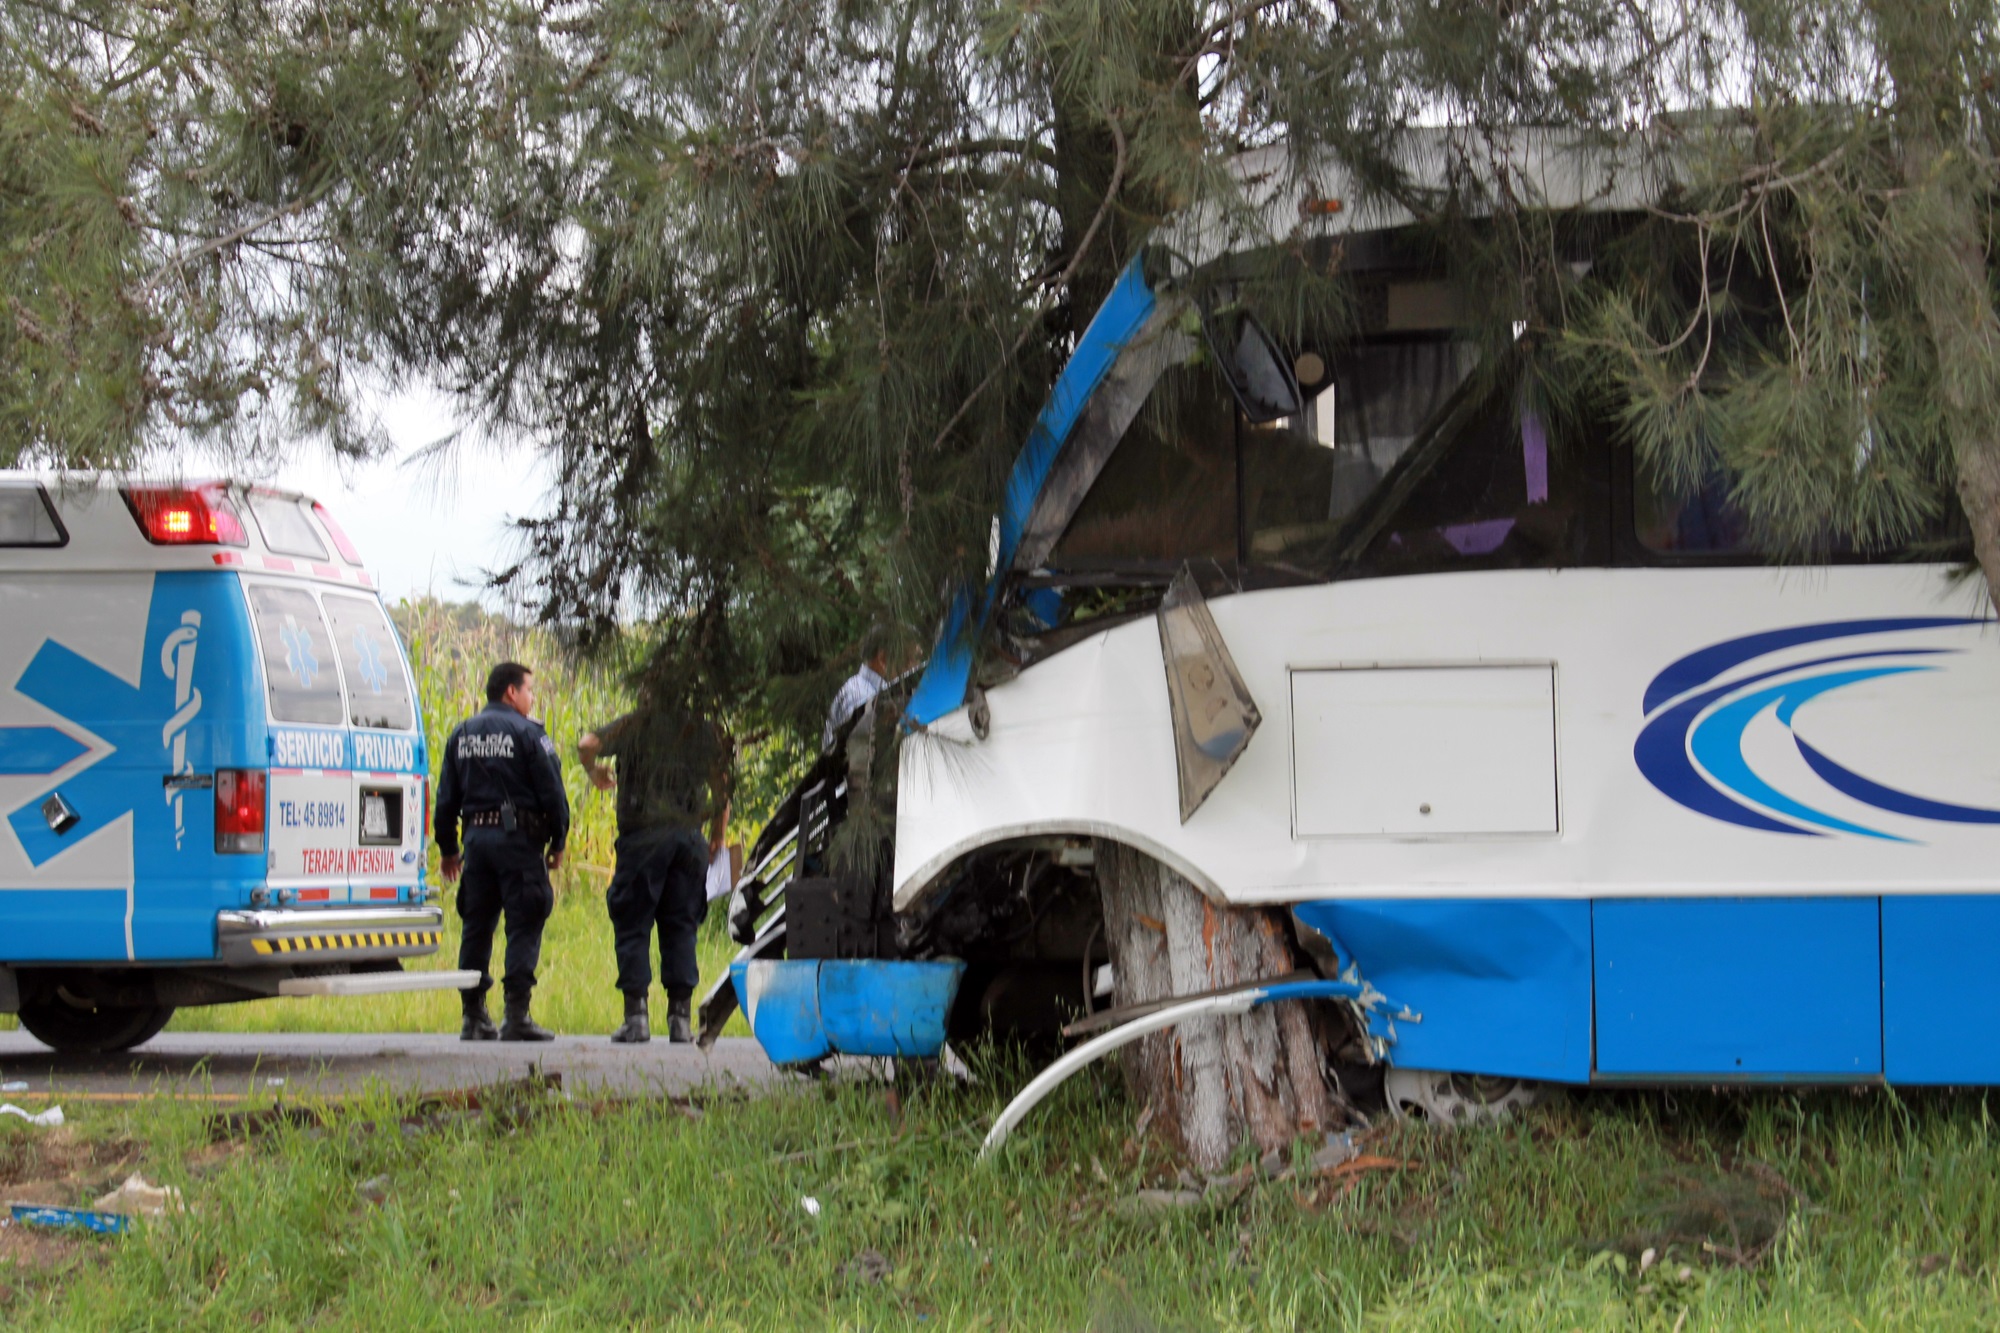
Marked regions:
[17,1000,176,1054]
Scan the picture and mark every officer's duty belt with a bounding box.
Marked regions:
[465,808,552,838]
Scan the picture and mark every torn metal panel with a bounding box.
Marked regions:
[996,258,1162,576]
[1011,301,1195,572]
[1156,566,1262,822]
[907,256,1169,729]
[1291,899,1591,1082]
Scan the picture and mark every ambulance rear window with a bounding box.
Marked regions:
[247,492,329,560]
[247,585,345,725]
[323,594,416,731]
[0,484,66,547]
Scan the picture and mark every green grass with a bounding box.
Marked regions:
[7,1078,2000,1327]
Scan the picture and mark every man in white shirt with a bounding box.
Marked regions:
[823,631,890,752]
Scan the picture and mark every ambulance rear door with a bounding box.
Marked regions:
[248,580,355,905]
[321,591,426,907]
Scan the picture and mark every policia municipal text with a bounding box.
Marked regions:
[434,662,572,1041]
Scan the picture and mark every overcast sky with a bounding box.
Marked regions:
[252,387,556,609]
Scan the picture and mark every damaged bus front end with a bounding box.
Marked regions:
[728,134,2000,1105]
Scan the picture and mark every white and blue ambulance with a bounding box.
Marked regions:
[0,473,463,1052]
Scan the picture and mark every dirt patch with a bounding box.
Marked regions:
[185,1140,250,1176]
[0,1217,100,1274]
[0,1126,147,1278]
[0,1127,143,1194]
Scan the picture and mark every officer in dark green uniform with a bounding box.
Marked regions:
[578,692,732,1043]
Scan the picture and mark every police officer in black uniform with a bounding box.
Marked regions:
[578,687,732,1044]
[435,661,572,1041]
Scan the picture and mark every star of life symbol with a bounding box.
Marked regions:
[352,630,388,695]
[4,596,205,869]
[280,614,319,688]
[161,611,203,850]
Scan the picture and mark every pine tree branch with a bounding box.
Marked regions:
[910,137,1059,172]
[135,187,330,300]
[920,117,1128,463]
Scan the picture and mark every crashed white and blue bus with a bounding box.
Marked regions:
[0,475,466,1052]
[718,136,2000,1113]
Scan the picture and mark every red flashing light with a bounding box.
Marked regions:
[215,769,266,854]
[124,485,248,547]
[312,501,365,566]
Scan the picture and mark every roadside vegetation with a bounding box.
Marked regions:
[4,1071,2000,1328]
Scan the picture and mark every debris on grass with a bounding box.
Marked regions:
[1309,1133,1359,1175]
[0,1104,63,1128]
[800,1195,822,1217]
[8,1204,129,1236]
[93,1175,182,1219]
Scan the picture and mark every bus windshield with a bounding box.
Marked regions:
[1043,321,1577,584]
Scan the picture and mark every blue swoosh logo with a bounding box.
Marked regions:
[1635,617,2000,840]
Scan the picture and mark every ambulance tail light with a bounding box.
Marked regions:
[124,484,249,547]
[215,769,266,854]
[312,501,364,565]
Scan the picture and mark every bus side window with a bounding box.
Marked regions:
[1630,457,1966,560]
[323,594,416,731]
[1350,378,1570,577]
[247,585,346,726]
[1634,459,1754,554]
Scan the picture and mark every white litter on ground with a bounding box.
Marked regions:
[94,1175,184,1218]
[0,1103,63,1127]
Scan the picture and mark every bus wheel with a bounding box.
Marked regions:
[17,999,176,1054]
[1383,1068,1540,1125]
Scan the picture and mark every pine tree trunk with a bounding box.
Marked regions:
[1872,0,2000,613]
[1093,839,1334,1172]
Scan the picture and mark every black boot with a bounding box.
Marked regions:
[498,992,555,1042]
[610,992,650,1044]
[667,991,693,1044]
[459,989,498,1042]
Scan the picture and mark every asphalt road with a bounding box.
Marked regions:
[0,1032,790,1103]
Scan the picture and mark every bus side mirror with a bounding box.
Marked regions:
[1198,299,1302,424]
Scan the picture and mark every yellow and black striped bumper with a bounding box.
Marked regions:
[250,929,441,957]
[216,907,445,966]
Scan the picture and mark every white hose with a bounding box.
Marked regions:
[977,979,1362,1159]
